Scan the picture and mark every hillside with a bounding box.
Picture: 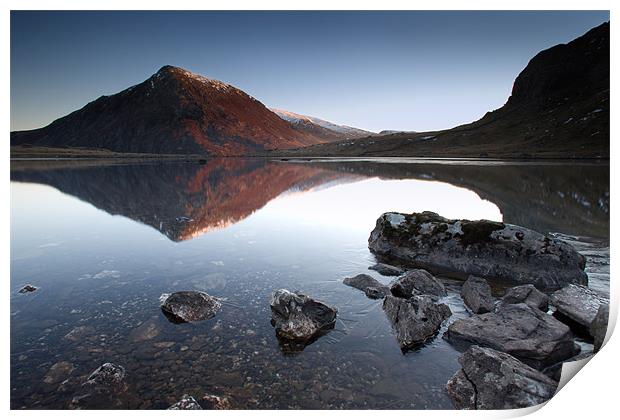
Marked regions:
[10,66,332,156]
[278,22,609,159]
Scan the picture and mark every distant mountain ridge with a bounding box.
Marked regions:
[270,108,374,140]
[11,66,364,156]
[279,22,610,159]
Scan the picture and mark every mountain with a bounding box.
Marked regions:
[279,22,609,159]
[270,108,374,141]
[10,66,333,156]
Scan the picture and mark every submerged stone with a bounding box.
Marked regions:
[202,393,231,409]
[160,291,222,323]
[269,289,337,342]
[446,346,557,409]
[445,303,578,369]
[343,274,390,299]
[383,294,452,349]
[43,361,75,384]
[368,211,588,290]
[368,263,405,276]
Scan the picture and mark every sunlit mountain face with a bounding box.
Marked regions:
[10,159,608,242]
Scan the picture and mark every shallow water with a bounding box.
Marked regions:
[10,158,610,409]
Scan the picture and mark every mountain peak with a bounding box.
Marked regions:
[152,65,232,91]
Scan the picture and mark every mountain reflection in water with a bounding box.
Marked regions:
[11,158,609,240]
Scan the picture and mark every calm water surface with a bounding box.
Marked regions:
[10,158,610,409]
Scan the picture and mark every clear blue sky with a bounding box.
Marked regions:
[11,11,609,133]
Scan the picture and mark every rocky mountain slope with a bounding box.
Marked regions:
[279,22,609,158]
[10,66,336,156]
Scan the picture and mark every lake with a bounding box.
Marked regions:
[10,158,610,409]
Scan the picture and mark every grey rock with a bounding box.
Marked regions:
[368,263,405,276]
[445,303,578,369]
[43,361,75,384]
[161,291,222,323]
[82,363,126,392]
[383,295,452,349]
[343,274,390,299]
[390,269,446,298]
[590,303,609,352]
[270,289,337,341]
[368,212,587,290]
[446,346,557,409]
[502,284,549,311]
[460,276,494,314]
[550,284,607,332]
[168,395,202,410]
[18,284,37,293]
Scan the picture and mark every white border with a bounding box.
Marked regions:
[3,2,617,419]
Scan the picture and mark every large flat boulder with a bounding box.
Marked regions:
[390,269,446,298]
[446,346,558,409]
[550,284,608,332]
[383,295,451,349]
[460,276,494,314]
[444,303,578,369]
[269,289,337,342]
[368,212,587,291]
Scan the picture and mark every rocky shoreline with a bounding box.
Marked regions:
[20,211,609,410]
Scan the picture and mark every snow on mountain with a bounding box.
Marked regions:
[270,108,374,139]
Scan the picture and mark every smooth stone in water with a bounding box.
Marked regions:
[368,263,404,276]
[383,295,452,349]
[550,284,607,332]
[501,284,549,311]
[161,291,222,323]
[270,289,337,341]
[390,269,446,298]
[446,345,557,409]
[343,274,390,299]
[368,211,587,290]
[460,276,494,314]
[444,303,578,369]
